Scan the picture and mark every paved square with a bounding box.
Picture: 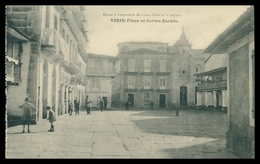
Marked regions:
[6,108,239,158]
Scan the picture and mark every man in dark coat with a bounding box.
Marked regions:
[74,98,80,115]
[19,97,36,133]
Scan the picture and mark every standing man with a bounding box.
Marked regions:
[74,97,80,115]
[150,100,154,110]
[19,97,36,133]
[99,97,104,112]
[86,96,92,115]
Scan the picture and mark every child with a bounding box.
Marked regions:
[46,106,56,132]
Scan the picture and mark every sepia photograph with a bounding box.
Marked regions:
[5,5,254,158]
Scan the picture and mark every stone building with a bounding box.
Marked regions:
[203,6,254,158]
[111,28,206,109]
[6,6,88,126]
[82,53,116,109]
[194,53,228,111]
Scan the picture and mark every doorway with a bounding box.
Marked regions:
[102,97,107,109]
[128,94,134,107]
[159,94,166,108]
[180,86,187,107]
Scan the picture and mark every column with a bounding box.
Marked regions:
[65,84,69,114]
[60,83,65,115]
[205,91,214,109]
[196,92,202,107]
[222,90,228,110]
[213,91,217,110]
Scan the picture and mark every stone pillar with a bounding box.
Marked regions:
[213,91,217,110]
[65,84,69,114]
[196,92,202,106]
[205,91,214,109]
[60,83,65,115]
[222,90,228,110]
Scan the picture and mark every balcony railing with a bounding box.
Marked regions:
[197,80,227,91]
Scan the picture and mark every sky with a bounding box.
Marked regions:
[83,5,251,57]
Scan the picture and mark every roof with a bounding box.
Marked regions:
[120,48,171,55]
[194,67,227,76]
[174,27,192,47]
[204,6,254,54]
[81,53,115,63]
[117,41,168,46]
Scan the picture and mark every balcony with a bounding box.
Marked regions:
[86,67,116,77]
[41,29,65,63]
[71,55,81,72]
[197,80,227,91]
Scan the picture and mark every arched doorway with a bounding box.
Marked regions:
[42,60,48,119]
[52,66,56,113]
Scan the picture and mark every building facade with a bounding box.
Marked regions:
[83,53,116,109]
[203,6,254,158]
[6,6,88,126]
[195,53,228,111]
[112,28,206,109]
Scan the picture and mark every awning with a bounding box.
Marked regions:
[7,27,30,41]
[194,67,227,76]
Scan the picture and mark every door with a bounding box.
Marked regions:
[180,86,187,107]
[102,97,107,109]
[128,94,134,107]
[159,94,166,108]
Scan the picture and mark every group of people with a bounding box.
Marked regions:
[19,97,56,133]
[68,98,80,116]
[18,96,107,133]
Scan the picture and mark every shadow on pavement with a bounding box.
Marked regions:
[131,109,228,138]
[162,139,239,158]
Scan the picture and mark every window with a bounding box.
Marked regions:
[158,46,164,52]
[144,60,151,72]
[45,6,50,28]
[159,77,166,89]
[196,65,201,73]
[143,76,151,89]
[91,78,100,92]
[160,60,166,72]
[143,93,150,107]
[62,29,65,39]
[54,15,58,30]
[6,36,21,82]
[128,59,135,72]
[94,58,102,73]
[128,76,135,89]
[123,46,129,52]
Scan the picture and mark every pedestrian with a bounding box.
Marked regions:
[19,97,36,133]
[99,98,104,112]
[74,98,80,115]
[125,100,130,110]
[150,100,154,110]
[46,106,56,132]
[86,97,92,115]
[68,100,73,116]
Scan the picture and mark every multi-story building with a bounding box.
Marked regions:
[6,6,88,126]
[83,53,116,108]
[112,28,207,109]
[202,6,254,158]
[194,53,228,111]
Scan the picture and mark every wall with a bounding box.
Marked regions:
[7,42,31,116]
[226,32,254,158]
[118,43,168,53]
[205,53,227,72]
